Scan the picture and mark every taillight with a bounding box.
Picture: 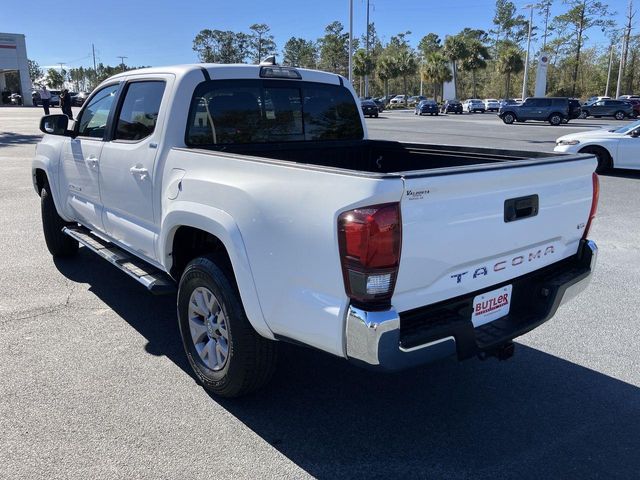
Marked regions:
[337,203,402,308]
[583,172,599,240]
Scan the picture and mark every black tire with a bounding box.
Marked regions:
[41,184,78,257]
[580,146,612,173]
[579,111,588,119]
[435,112,438,116]
[502,112,515,124]
[614,110,625,120]
[177,256,277,398]
[549,113,562,126]
[375,113,378,118]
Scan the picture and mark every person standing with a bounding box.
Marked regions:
[39,85,51,115]
[60,89,73,120]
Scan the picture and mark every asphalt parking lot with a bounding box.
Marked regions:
[1,107,639,479]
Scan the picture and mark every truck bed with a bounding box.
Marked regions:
[196,140,561,175]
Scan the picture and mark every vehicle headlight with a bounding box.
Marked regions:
[556,139,580,146]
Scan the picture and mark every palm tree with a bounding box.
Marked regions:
[442,35,468,99]
[377,55,398,99]
[461,39,490,98]
[496,45,524,98]
[352,49,375,97]
[396,49,418,105]
[421,52,452,101]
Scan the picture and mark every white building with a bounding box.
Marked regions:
[0,33,33,106]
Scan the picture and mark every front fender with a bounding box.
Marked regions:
[32,138,73,222]
[160,202,274,340]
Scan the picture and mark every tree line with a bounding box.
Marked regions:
[192,0,639,101]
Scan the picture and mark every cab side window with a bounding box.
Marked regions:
[115,81,166,141]
[77,84,119,138]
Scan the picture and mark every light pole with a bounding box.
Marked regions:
[605,43,614,97]
[348,0,353,83]
[420,55,424,96]
[364,0,370,97]
[521,4,534,100]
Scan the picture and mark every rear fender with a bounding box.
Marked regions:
[160,202,274,340]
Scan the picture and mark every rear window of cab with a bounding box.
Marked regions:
[186,79,364,146]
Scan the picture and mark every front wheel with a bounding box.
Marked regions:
[614,111,625,120]
[41,184,78,257]
[502,113,515,124]
[177,256,277,398]
[580,146,611,173]
[579,111,588,119]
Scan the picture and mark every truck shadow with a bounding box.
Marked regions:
[601,168,640,180]
[54,249,640,479]
[0,131,42,148]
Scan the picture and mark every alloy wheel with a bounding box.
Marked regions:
[188,287,229,371]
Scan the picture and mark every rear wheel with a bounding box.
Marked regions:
[549,113,563,126]
[502,113,515,124]
[177,256,277,398]
[580,146,612,173]
[41,184,78,257]
[614,110,625,120]
[579,111,588,119]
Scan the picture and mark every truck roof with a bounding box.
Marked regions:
[107,63,344,86]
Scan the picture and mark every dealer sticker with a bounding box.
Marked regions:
[471,285,512,327]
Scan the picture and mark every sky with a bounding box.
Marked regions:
[2,0,632,71]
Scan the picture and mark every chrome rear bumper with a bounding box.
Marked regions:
[345,239,597,371]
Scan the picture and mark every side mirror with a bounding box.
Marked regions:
[630,129,640,138]
[39,114,70,136]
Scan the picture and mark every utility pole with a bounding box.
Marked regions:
[616,0,634,98]
[420,55,424,96]
[117,55,128,68]
[521,5,534,100]
[92,43,97,74]
[58,62,65,72]
[348,0,353,83]
[605,43,615,97]
[364,0,370,97]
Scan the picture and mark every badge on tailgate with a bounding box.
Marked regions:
[471,285,512,327]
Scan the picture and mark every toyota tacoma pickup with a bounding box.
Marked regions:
[32,62,599,397]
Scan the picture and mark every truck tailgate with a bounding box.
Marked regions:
[393,156,597,312]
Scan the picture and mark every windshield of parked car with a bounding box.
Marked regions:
[612,120,640,134]
[186,79,364,145]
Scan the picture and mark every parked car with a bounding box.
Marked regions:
[618,95,640,100]
[361,99,379,118]
[499,97,572,126]
[415,99,439,116]
[584,96,610,105]
[625,99,640,118]
[33,63,598,398]
[579,99,634,120]
[372,98,385,112]
[499,99,519,108]
[390,94,406,105]
[407,95,426,106]
[441,100,463,114]
[484,98,500,112]
[563,98,583,123]
[555,120,640,172]
[463,99,486,113]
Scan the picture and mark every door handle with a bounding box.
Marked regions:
[85,156,99,168]
[130,165,148,180]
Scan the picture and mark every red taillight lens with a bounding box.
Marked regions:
[582,172,599,240]
[338,203,402,307]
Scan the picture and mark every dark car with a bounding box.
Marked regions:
[625,99,640,118]
[361,99,379,118]
[372,98,384,112]
[499,97,571,126]
[415,99,439,116]
[579,99,634,120]
[440,100,463,114]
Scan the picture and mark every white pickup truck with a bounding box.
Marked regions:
[33,62,599,397]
